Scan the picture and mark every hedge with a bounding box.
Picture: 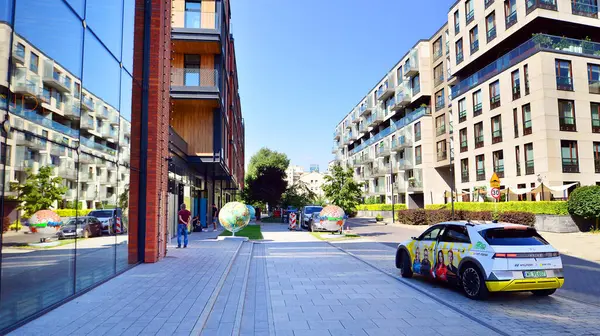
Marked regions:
[425,201,568,215]
[55,209,92,218]
[356,204,408,211]
[397,209,536,226]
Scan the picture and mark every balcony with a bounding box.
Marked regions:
[397,159,413,171]
[505,11,517,29]
[352,112,360,124]
[50,144,65,156]
[473,103,482,117]
[407,177,423,192]
[527,0,557,14]
[81,115,95,131]
[572,0,598,18]
[592,118,600,133]
[562,158,580,173]
[436,124,446,137]
[12,44,25,64]
[78,172,93,183]
[42,61,70,93]
[437,150,448,162]
[476,169,486,181]
[58,165,78,181]
[403,50,419,78]
[559,117,577,131]
[359,97,374,116]
[333,130,341,140]
[171,8,222,41]
[96,104,110,120]
[368,107,384,127]
[12,68,40,98]
[14,159,37,172]
[395,86,412,108]
[15,133,47,151]
[556,76,574,91]
[375,145,391,158]
[466,10,474,25]
[377,77,396,101]
[459,110,467,123]
[486,27,497,43]
[492,130,503,144]
[475,135,484,149]
[526,160,535,175]
[79,153,95,164]
[171,68,220,100]
[392,136,412,151]
[435,97,445,111]
[394,180,407,192]
[81,95,95,112]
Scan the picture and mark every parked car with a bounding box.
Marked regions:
[300,206,323,230]
[395,221,564,300]
[88,208,126,235]
[57,217,103,239]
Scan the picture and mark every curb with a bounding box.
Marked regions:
[233,242,254,335]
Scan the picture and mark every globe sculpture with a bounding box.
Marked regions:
[28,210,63,236]
[246,205,256,220]
[218,202,251,236]
[318,205,346,233]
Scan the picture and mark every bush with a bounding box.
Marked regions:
[499,211,536,227]
[55,209,92,218]
[568,186,600,230]
[396,209,535,226]
[425,201,568,215]
[375,214,384,222]
[9,219,23,231]
[356,204,408,211]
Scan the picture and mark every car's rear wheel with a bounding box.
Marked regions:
[397,250,413,278]
[460,264,488,300]
[531,289,556,296]
[83,229,90,239]
[310,221,315,232]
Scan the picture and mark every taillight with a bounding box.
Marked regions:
[493,252,560,258]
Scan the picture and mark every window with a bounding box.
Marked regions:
[493,150,505,178]
[592,103,600,133]
[489,80,501,109]
[588,64,600,94]
[505,0,517,28]
[456,39,464,64]
[433,38,443,61]
[556,60,573,91]
[525,143,534,175]
[15,42,25,60]
[454,10,460,34]
[572,0,599,18]
[511,70,521,100]
[561,140,579,173]
[415,146,422,165]
[460,128,468,152]
[485,0,495,8]
[476,154,485,181]
[558,99,576,131]
[185,0,202,28]
[29,52,39,73]
[183,54,201,86]
[412,75,421,95]
[513,108,519,138]
[435,89,445,111]
[436,115,446,136]
[466,1,475,25]
[515,146,521,176]
[594,142,600,173]
[397,66,403,83]
[470,26,479,54]
[524,64,530,95]
[437,140,448,161]
[486,12,496,42]
[74,82,81,99]
[442,225,471,243]
[473,90,482,116]
[474,122,484,148]
[459,98,467,122]
[419,226,443,240]
[491,115,502,143]
[415,122,422,141]
[434,64,444,86]
[522,103,532,135]
[461,158,469,182]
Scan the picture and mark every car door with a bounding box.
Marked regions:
[414,225,445,278]
[435,225,471,283]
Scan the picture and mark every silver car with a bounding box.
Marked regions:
[300,206,323,230]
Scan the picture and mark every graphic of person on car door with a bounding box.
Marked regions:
[420,248,432,276]
[412,246,421,274]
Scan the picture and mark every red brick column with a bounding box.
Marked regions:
[129,0,171,263]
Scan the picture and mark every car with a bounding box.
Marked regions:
[87,208,126,235]
[300,206,323,230]
[395,221,564,300]
[57,217,103,239]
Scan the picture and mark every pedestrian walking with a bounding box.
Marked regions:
[212,203,219,232]
[177,203,191,248]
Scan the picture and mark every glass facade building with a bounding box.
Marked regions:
[0,0,137,331]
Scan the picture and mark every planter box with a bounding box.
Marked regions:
[534,215,586,233]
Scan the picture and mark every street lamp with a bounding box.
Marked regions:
[390,156,395,223]
[447,139,456,219]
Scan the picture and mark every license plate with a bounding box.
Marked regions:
[523,270,547,278]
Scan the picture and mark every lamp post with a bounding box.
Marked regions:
[447,139,456,219]
[390,156,395,223]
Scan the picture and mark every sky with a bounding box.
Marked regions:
[231,0,453,172]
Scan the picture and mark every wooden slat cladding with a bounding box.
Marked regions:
[171,100,218,156]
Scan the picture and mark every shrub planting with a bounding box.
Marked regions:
[356,204,407,211]
[568,185,600,231]
[397,209,535,226]
[425,201,568,215]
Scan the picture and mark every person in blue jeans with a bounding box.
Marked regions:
[177,203,191,248]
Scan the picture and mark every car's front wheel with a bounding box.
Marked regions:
[397,250,413,278]
[531,289,556,296]
[83,229,90,239]
[460,264,488,300]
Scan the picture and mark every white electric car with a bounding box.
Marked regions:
[395,221,564,300]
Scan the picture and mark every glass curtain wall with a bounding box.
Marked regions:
[0,0,137,331]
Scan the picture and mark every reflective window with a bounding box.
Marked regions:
[86,0,124,58]
[83,31,121,109]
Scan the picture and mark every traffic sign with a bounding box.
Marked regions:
[489,172,501,189]
[490,187,501,200]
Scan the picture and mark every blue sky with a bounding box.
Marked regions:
[232,0,453,172]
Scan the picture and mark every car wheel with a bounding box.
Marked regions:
[531,289,556,296]
[310,221,315,232]
[460,264,488,300]
[398,250,413,278]
[83,229,90,239]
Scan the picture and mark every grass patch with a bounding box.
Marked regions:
[219,225,263,240]
[260,217,285,223]
[310,232,361,241]
[590,228,600,234]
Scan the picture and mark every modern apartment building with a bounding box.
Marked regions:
[332,0,600,207]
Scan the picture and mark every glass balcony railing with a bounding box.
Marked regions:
[171,68,219,88]
[494,165,505,178]
[526,0,557,13]
[505,11,517,28]
[82,96,95,111]
[459,110,467,121]
[80,137,117,156]
[172,9,221,30]
[592,118,600,132]
[556,76,574,90]
[471,40,479,54]
[456,51,464,64]
[11,106,79,138]
[476,168,486,181]
[466,10,474,24]
[526,160,535,175]
[475,135,484,148]
[436,125,446,136]
[562,158,580,173]
[486,27,497,43]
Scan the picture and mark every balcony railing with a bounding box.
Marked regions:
[562,158,579,173]
[556,76,574,91]
[527,0,558,14]
[435,98,445,111]
[407,178,423,191]
[82,96,95,112]
[595,158,600,173]
[490,95,501,109]
[492,130,503,144]
[171,68,219,88]
[494,165,505,178]
[11,106,80,139]
[592,118,600,133]
[434,74,444,87]
[487,27,497,43]
[459,110,467,123]
[476,168,486,181]
[433,48,443,61]
[456,51,464,64]
[559,117,577,131]
[415,155,422,165]
[470,40,479,54]
[475,135,484,148]
[466,10,474,25]
[460,140,468,153]
[171,9,221,30]
[526,160,535,175]
[455,22,460,35]
[473,103,482,117]
[505,11,517,29]
[590,80,600,94]
[437,150,448,162]
[415,131,422,142]
[513,85,521,100]
[436,124,446,136]
[42,61,70,93]
[461,172,469,183]
[571,0,599,18]
[524,120,533,135]
[403,50,419,77]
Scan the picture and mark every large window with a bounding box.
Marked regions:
[558,99,576,131]
[461,158,469,182]
[505,0,517,28]
[475,122,484,148]
[415,121,422,141]
[592,103,600,133]
[524,64,530,95]
[491,115,502,144]
[437,140,448,161]
[29,52,39,73]
[486,12,497,42]
[571,0,599,18]
[489,80,501,109]
[433,38,443,61]
[515,146,521,176]
[185,0,203,28]
[435,89,445,111]
[522,104,532,135]
[456,39,464,64]
[434,63,444,86]
[466,0,475,24]
[476,154,486,181]
[454,10,460,34]
[184,54,201,86]
[513,108,519,138]
[415,145,422,165]
[470,26,479,54]
[493,150,505,178]
[412,74,421,95]
[473,90,482,116]
[556,60,574,91]
[561,140,580,173]
[511,70,520,100]
[436,115,446,136]
[588,63,600,94]
[525,143,535,174]
[459,98,467,122]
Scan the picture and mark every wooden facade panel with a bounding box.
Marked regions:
[201,0,216,29]
[171,100,218,156]
[172,0,185,28]
[171,53,215,86]
[172,41,221,55]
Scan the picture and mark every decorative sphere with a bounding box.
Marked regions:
[318,205,346,231]
[28,210,63,235]
[218,202,251,233]
[246,205,256,219]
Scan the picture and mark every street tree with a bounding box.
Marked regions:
[10,166,68,217]
[281,181,317,208]
[244,166,288,207]
[246,147,290,179]
[321,164,363,215]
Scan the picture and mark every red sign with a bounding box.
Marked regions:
[490,187,501,200]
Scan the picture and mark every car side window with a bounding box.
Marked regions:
[419,226,443,241]
[441,225,471,244]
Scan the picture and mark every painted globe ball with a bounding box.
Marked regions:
[218,202,251,233]
[28,210,63,235]
[246,205,256,220]
[318,205,346,231]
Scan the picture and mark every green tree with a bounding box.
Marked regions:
[244,166,288,207]
[321,164,363,215]
[246,148,290,179]
[118,184,129,210]
[281,181,317,208]
[10,166,68,217]
[568,185,600,231]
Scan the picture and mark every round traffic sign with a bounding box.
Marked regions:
[490,187,501,200]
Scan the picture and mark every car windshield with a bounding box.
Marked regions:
[305,207,323,214]
[480,227,549,246]
[66,219,86,227]
[88,211,113,218]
